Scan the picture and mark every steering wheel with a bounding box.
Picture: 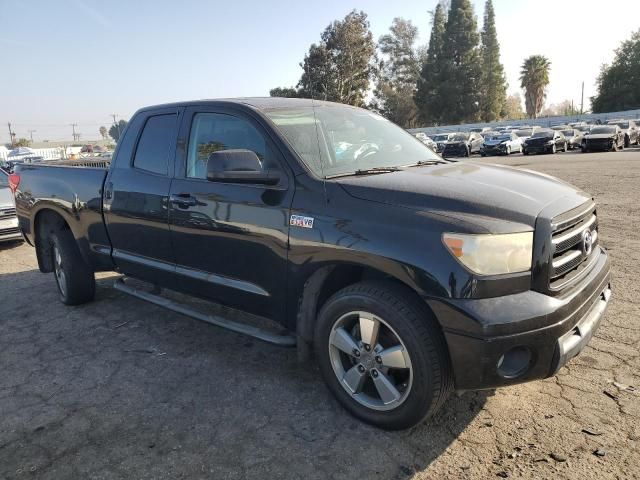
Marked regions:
[354,143,380,161]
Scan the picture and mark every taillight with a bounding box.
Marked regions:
[8,173,20,194]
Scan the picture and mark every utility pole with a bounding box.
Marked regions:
[8,122,15,147]
[28,129,36,143]
[70,123,78,142]
[580,81,584,115]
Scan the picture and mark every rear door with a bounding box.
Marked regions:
[168,105,293,321]
[104,107,181,286]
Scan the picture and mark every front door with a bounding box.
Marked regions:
[168,106,293,322]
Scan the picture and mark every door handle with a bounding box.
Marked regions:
[104,182,113,200]
[169,193,198,207]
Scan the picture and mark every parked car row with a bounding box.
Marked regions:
[412,118,640,158]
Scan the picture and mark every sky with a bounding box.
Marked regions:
[1,0,637,143]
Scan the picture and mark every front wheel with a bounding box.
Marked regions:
[51,228,95,305]
[314,281,452,430]
[506,146,511,155]
[551,144,557,154]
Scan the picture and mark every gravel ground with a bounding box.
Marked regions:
[1,149,639,479]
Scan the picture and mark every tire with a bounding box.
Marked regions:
[314,281,452,430]
[465,146,470,157]
[624,135,630,148]
[51,228,96,305]
[563,142,568,152]
[523,149,529,155]
[506,146,511,155]
[582,147,588,153]
[551,144,556,154]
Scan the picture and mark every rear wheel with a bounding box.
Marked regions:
[314,281,452,430]
[51,228,95,305]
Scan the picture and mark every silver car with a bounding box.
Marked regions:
[0,169,23,243]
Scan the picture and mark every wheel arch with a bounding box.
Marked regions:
[294,262,442,347]
[33,208,73,273]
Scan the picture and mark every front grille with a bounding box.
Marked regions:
[0,227,21,236]
[0,207,16,218]
[549,202,598,290]
[586,139,611,150]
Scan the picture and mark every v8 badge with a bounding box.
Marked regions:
[290,215,314,229]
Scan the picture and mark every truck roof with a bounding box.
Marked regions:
[137,97,330,113]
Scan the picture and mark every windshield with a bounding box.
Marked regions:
[562,130,574,136]
[432,134,450,142]
[451,133,469,141]
[490,135,511,141]
[532,130,554,138]
[515,129,533,137]
[0,170,8,187]
[265,104,442,178]
[591,126,615,134]
[613,122,629,129]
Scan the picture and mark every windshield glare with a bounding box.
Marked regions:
[266,104,442,177]
[591,127,615,134]
[451,133,469,141]
[532,130,553,138]
[515,129,532,137]
[432,134,450,142]
[614,122,629,129]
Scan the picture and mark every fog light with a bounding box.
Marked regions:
[497,346,532,379]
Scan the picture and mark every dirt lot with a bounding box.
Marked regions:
[1,149,639,479]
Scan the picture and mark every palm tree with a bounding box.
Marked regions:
[519,55,551,119]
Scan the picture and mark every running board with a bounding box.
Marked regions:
[113,278,297,347]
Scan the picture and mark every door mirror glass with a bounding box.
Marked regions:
[207,149,280,185]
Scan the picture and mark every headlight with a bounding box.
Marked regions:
[442,232,533,275]
[546,140,554,145]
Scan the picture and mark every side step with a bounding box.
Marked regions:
[113,278,297,347]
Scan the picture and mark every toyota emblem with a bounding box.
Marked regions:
[582,229,593,256]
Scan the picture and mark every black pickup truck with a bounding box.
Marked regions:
[11,98,611,430]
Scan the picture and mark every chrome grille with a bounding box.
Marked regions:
[0,207,16,218]
[549,202,598,290]
[0,227,20,236]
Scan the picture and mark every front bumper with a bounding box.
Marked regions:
[0,216,23,243]
[481,145,506,155]
[428,247,611,390]
[524,144,551,153]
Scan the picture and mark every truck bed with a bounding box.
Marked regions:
[14,163,113,271]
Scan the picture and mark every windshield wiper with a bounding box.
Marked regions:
[325,166,401,179]
[406,159,450,167]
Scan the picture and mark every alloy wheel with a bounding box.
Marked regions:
[328,311,413,411]
[53,245,67,297]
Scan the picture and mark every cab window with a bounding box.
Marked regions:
[186,113,279,179]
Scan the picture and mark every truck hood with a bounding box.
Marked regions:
[0,186,14,209]
[336,161,590,232]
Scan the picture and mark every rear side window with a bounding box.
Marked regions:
[133,114,177,175]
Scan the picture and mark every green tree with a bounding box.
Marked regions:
[439,0,482,124]
[373,18,421,127]
[479,0,507,122]
[591,30,640,112]
[415,3,447,125]
[520,55,551,119]
[503,93,525,119]
[99,126,108,140]
[108,120,128,143]
[271,10,376,106]
[14,138,31,147]
[269,87,300,98]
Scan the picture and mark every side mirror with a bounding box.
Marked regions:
[206,149,280,185]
